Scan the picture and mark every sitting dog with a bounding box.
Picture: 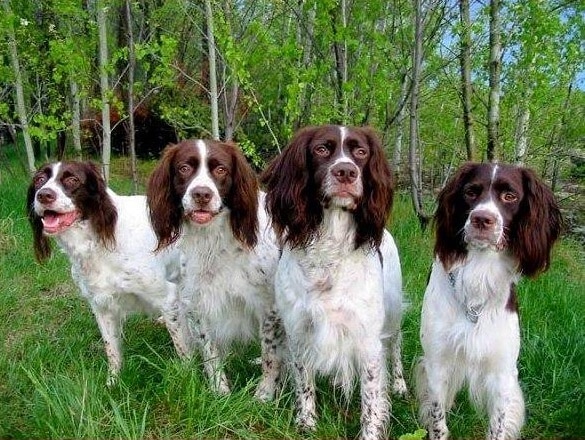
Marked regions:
[416,162,562,440]
[147,139,284,400]
[261,125,407,440]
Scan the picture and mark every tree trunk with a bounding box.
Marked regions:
[409,0,431,229]
[514,104,530,166]
[70,79,82,160]
[459,0,476,161]
[331,0,348,124]
[205,0,220,140]
[125,0,138,193]
[393,74,408,180]
[3,0,36,174]
[487,0,501,162]
[97,0,112,183]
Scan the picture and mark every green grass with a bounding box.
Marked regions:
[1,147,583,439]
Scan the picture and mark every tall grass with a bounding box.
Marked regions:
[1,147,583,439]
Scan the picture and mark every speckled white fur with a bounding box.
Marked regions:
[276,208,406,440]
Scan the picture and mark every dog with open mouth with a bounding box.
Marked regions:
[27,161,192,386]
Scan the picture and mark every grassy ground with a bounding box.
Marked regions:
[1,147,583,439]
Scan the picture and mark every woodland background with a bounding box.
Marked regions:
[0,0,584,226]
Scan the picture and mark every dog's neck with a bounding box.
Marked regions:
[447,249,519,321]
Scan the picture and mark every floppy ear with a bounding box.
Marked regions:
[223,141,259,249]
[147,144,184,250]
[83,162,117,250]
[433,162,479,270]
[354,127,394,249]
[260,126,323,248]
[26,177,52,262]
[510,168,562,277]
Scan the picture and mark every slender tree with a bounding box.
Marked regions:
[97,0,112,183]
[3,0,35,174]
[459,0,476,161]
[205,0,220,140]
[409,0,431,228]
[125,0,138,193]
[487,0,501,162]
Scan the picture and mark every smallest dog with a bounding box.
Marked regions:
[28,161,191,385]
[416,162,562,440]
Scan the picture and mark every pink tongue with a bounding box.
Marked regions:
[42,212,60,228]
[191,211,213,224]
[42,211,78,233]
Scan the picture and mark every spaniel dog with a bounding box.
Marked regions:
[261,125,407,440]
[147,139,284,401]
[416,162,562,440]
[27,161,191,386]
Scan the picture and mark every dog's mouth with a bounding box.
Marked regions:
[186,209,220,225]
[41,210,81,234]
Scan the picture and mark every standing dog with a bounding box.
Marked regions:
[27,161,191,385]
[416,162,562,440]
[261,125,407,440]
[147,139,284,400]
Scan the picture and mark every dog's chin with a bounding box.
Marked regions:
[41,210,81,235]
[327,192,360,211]
[186,209,220,225]
[464,230,506,251]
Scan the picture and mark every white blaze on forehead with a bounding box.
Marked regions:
[335,125,350,162]
[491,163,499,182]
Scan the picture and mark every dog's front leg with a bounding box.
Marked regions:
[360,344,389,440]
[485,372,525,440]
[254,308,285,402]
[162,283,193,360]
[92,307,123,387]
[192,317,230,395]
[292,356,317,431]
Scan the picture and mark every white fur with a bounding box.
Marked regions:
[33,165,191,386]
[417,253,525,440]
[276,208,406,440]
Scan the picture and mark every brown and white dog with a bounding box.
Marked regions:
[261,125,407,440]
[27,161,191,386]
[416,162,562,440]
[147,139,284,400]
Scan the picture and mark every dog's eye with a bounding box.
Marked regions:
[214,166,228,177]
[464,187,479,199]
[314,145,330,157]
[34,174,47,188]
[353,147,368,159]
[178,164,192,175]
[501,191,518,203]
[63,176,80,188]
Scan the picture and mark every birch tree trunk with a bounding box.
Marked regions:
[205,0,220,140]
[97,0,112,183]
[459,0,476,161]
[409,0,431,228]
[487,0,501,162]
[70,80,82,160]
[514,104,530,166]
[125,0,138,193]
[3,0,36,174]
[393,74,408,179]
